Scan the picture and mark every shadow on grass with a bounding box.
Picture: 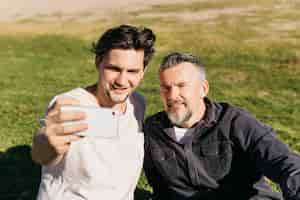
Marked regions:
[0,145,40,200]
[134,187,152,200]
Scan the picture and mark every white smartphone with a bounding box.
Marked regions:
[60,105,119,138]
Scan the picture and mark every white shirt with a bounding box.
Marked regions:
[36,88,145,200]
[174,126,188,142]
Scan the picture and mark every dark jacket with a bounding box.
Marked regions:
[144,98,300,200]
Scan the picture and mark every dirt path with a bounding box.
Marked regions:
[0,0,190,21]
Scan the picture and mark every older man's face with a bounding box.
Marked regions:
[159,62,208,127]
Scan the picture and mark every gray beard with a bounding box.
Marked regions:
[167,110,192,127]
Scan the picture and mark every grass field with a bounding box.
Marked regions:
[0,0,300,199]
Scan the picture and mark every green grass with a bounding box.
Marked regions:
[0,0,300,199]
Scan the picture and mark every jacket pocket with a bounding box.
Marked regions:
[151,148,179,180]
[199,140,232,180]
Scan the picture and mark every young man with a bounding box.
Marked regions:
[144,52,300,200]
[32,25,155,200]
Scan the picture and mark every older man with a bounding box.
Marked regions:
[144,52,300,200]
[32,24,155,200]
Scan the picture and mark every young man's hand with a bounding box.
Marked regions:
[31,97,88,166]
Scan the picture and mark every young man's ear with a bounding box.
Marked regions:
[95,55,102,69]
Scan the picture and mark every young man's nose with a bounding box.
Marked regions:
[115,72,128,86]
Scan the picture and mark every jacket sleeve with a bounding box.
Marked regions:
[232,111,300,199]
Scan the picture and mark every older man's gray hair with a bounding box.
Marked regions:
[160,52,206,81]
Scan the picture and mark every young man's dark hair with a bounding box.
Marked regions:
[92,24,156,68]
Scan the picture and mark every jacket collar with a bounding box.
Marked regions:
[202,97,218,127]
[153,97,218,138]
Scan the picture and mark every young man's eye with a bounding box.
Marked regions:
[128,69,140,74]
[108,67,120,72]
[104,65,121,72]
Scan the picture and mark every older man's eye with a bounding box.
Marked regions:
[160,85,170,92]
[177,83,186,88]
